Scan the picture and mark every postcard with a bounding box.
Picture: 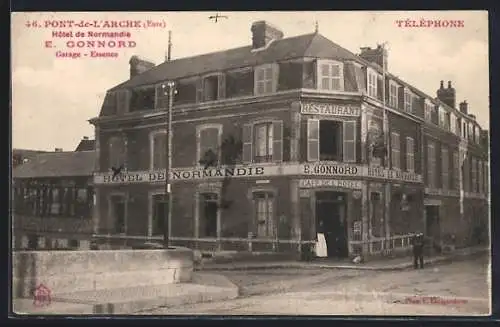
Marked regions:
[11,11,490,316]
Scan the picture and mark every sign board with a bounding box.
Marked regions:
[299,179,363,190]
[301,102,361,117]
[93,163,423,185]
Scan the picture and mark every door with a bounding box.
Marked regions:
[425,205,440,252]
[199,193,218,237]
[316,192,348,258]
[152,194,167,236]
[111,195,126,234]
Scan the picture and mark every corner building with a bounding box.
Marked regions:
[90,21,489,259]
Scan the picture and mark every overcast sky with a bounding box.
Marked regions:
[11,11,489,151]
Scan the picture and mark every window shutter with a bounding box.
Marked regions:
[242,124,253,163]
[272,121,283,162]
[272,64,279,93]
[343,121,356,163]
[196,78,204,103]
[218,74,226,100]
[307,119,319,161]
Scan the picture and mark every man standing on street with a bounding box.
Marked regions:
[412,232,425,269]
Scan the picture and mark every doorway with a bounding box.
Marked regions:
[425,205,441,253]
[110,195,126,234]
[199,193,218,237]
[315,191,348,258]
[152,194,167,236]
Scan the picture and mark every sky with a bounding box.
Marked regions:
[11,11,489,151]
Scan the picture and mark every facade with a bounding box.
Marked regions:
[12,138,96,250]
[90,21,489,258]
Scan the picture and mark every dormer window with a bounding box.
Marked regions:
[254,64,278,95]
[424,101,433,121]
[318,60,344,92]
[367,68,377,98]
[388,81,398,108]
[404,89,413,113]
[130,86,155,112]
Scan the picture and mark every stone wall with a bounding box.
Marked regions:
[12,247,193,298]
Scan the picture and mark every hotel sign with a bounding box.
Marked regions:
[299,179,362,190]
[367,166,423,183]
[301,102,361,117]
[95,166,267,184]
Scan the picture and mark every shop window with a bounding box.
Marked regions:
[110,195,126,234]
[199,193,218,238]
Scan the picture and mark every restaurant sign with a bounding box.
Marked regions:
[301,102,361,117]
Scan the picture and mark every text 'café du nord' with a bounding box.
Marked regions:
[98,163,422,184]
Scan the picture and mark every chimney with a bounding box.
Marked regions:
[83,136,89,140]
[436,80,456,108]
[129,55,155,79]
[359,44,388,70]
[54,148,63,152]
[459,100,468,114]
[251,21,284,49]
[166,31,172,62]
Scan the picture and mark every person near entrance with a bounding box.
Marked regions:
[412,232,425,269]
[315,220,328,258]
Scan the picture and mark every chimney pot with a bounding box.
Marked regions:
[54,148,63,152]
[440,80,444,89]
[459,100,468,114]
[83,136,89,140]
[448,81,452,89]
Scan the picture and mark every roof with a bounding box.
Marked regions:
[110,33,360,91]
[13,151,96,179]
[75,139,96,152]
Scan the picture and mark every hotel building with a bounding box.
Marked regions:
[90,21,489,258]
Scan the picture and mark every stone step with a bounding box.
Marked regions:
[13,274,239,315]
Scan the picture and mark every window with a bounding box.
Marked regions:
[226,68,254,98]
[254,64,276,95]
[404,90,412,113]
[242,121,283,164]
[307,119,356,163]
[203,75,224,101]
[406,137,415,172]
[468,123,474,142]
[150,130,167,169]
[130,87,155,112]
[110,195,126,234]
[197,125,222,167]
[174,79,197,105]
[441,146,449,190]
[471,157,477,193]
[478,159,483,194]
[439,108,448,129]
[450,114,457,134]
[424,102,433,121]
[391,132,401,169]
[389,82,398,108]
[109,136,126,170]
[462,121,467,139]
[319,61,343,91]
[199,193,218,237]
[474,126,480,144]
[253,192,275,238]
[50,188,60,215]
[427,142,436,188]
[453,151,460,190]
[367,70,378,98]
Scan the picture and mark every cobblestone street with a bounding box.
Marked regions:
[149,255,490,315]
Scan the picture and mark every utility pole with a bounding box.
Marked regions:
[162,81,175,248]
[381,42,391,242]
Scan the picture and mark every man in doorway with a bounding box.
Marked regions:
[412,232,425,269]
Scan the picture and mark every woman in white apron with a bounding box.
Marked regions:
[315,220,328,258]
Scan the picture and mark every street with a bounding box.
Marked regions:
[146,255,490,315]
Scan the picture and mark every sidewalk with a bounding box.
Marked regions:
[196,246,489,271]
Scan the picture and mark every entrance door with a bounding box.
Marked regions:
[152,194,167,236]
[316,192,348,258]
[425,205,440,252]
[110,195,126,234]
[199,193,218,237]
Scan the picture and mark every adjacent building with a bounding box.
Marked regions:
[90,21,489,258]
[12,137,96,250]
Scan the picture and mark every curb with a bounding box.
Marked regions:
[197,248,488,272]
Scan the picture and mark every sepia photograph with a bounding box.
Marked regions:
[11,11,491,316]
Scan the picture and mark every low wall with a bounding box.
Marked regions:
[12,247,194,298]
